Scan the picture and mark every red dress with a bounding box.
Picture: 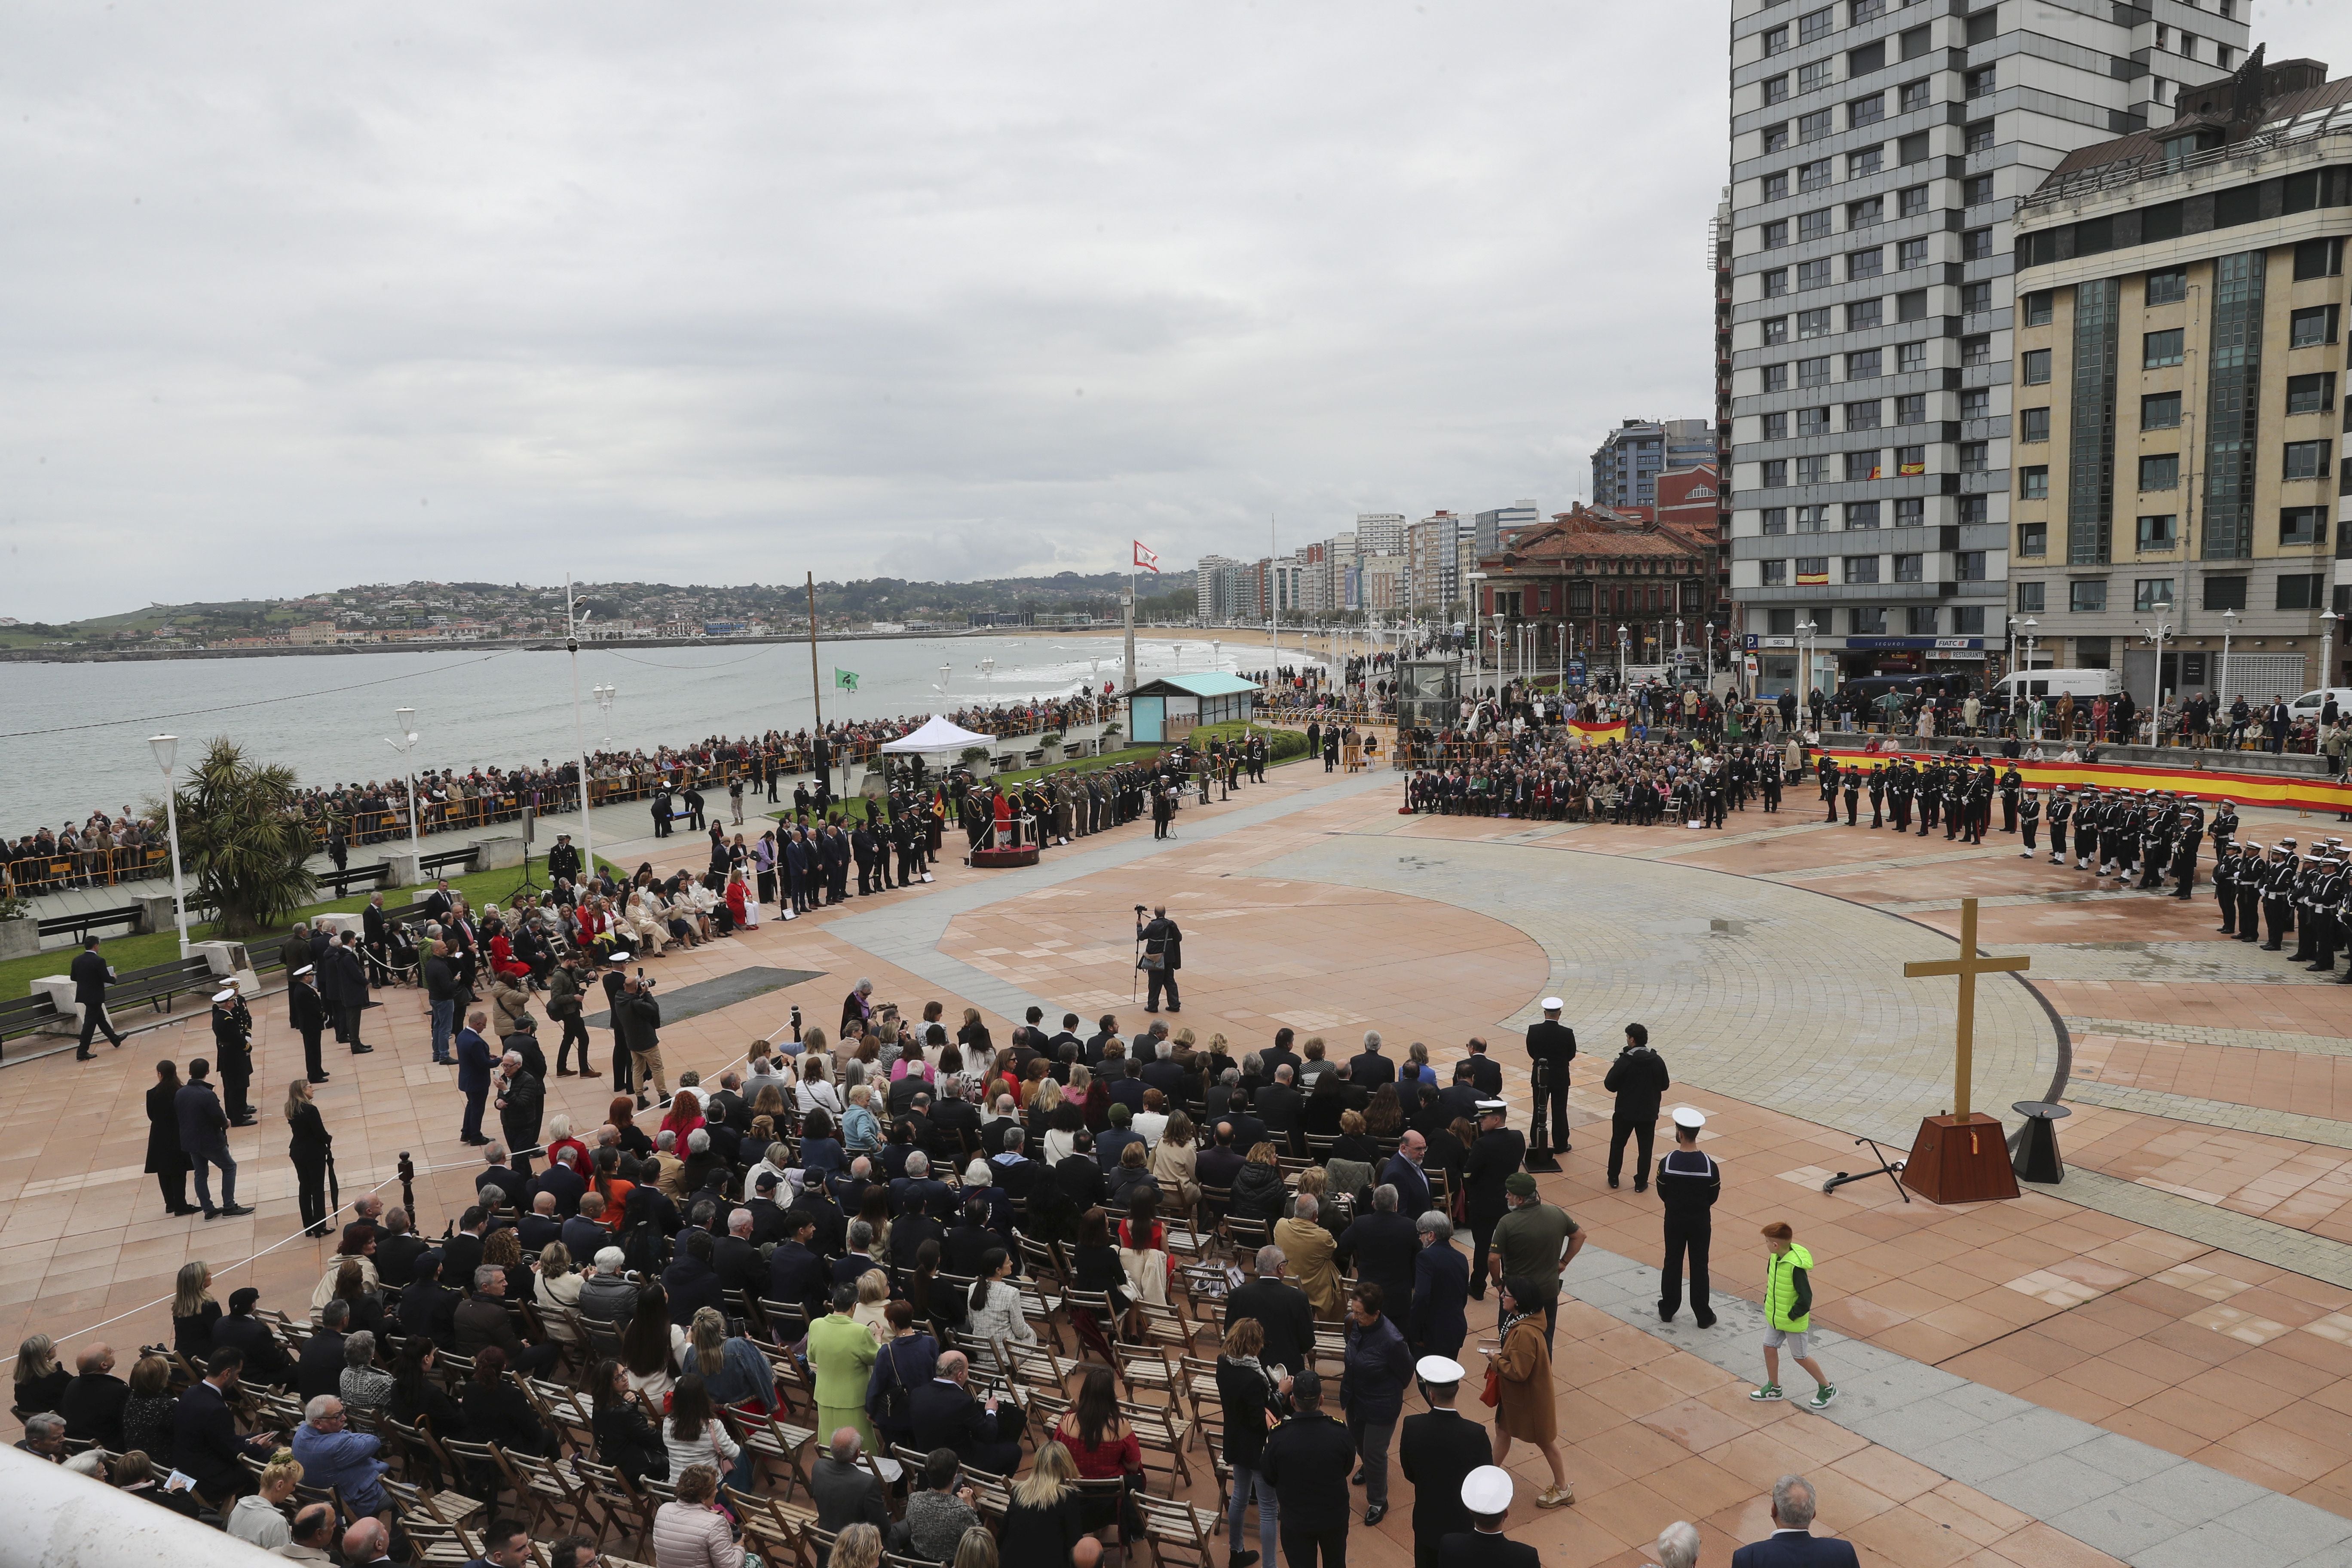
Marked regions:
[1053,1421,1141,1480]
[489,933,531,980]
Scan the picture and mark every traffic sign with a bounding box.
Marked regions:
[1565,659,1587,685]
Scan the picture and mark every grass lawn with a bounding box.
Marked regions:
[0,854,625,1000]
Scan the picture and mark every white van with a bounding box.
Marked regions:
[2286,688,2352,723]
[1992,668,2122,707]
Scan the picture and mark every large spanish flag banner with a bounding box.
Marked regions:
[1819,744,2352,812]
[1567,721,1631,747]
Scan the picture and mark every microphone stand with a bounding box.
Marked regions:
[1525,1058,1562,1173]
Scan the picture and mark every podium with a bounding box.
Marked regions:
[1902,1113,2020,1204]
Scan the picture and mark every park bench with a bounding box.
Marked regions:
[0,995,68,1045]
[107,955,221,1015]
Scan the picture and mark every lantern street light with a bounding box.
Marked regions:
[148,734,190,959]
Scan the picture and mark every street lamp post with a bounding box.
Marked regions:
[148,735,190,959]
[564,574,597,891]
[2137,617,2174,746]
[593,684,617,747]
[2323,609,2342,698]
[1617,623,1629,693]
[385,707,423,858]
[2220,608,2237,707]
[1796,619,1818,720]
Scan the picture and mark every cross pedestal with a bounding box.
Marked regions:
[1900,897,2027,1204]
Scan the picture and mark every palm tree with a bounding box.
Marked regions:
[150,737,315,937]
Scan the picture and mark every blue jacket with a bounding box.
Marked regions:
[174,1081,229,1158]
[1729,1532,1862,1568]
[292,1421,388,1515]
[1380,1155,1432,1219]
[1411,1241,1470,1357]
[1339,1311,1413,1423]
[455,1028,495,1094]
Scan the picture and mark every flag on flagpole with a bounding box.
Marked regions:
[1133,540,1159,573]
[834,668,859,692]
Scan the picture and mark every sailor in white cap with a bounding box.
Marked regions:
[209,982,258,1127]
[1439,1465,1537,1567]
[1464,1101,1522,1299]
[1399,1355,1492,1568]
[288,960,332,1086]
[1523,998,1577,1157]
[1656,1106,1721,1328]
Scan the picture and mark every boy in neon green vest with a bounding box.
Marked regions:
[1751,1220,1837,1410]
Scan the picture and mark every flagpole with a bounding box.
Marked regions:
[806,572,826,797]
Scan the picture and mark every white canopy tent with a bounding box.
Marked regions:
[878,714,996,754]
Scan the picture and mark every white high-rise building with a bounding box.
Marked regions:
[1355,513,1407,556]
[1723,0,2246,697]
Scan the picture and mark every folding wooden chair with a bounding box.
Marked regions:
[569,1457,655,1557]
[494,1446,584,1535]
[1122,1398,1193,1488]
[1060,1286,1121,1363]
[724,1404,815,1499]
[725,1486,815,1568]
[1134,1488,1227,1568]
[401,1518,484,1566]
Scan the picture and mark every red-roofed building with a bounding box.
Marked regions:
[1472,505,1711,670]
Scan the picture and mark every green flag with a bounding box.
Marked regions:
[834,668,858,692]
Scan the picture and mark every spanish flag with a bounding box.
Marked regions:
[1567,721,1630,747]
[1795,564,1830,585]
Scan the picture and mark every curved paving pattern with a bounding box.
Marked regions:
[1252,835,2064,1147]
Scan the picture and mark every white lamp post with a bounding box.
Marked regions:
[2137,616,2174,746]
[2323,609,2341,698]
[593,683,617,747]
[1617,622,1629,691]
[1796,619,1818,715]
[148,734,190,959]
[385,706,423,858]
[2220,607,2237,706]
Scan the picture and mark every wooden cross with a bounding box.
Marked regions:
[1903,897,2029,1120]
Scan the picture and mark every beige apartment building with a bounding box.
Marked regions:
[2009,54,2352,703]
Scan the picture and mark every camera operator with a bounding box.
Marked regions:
[1523,998,1576,1155]
[1136,904,1183,1014]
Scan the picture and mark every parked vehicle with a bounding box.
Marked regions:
[1991,668,2122,707]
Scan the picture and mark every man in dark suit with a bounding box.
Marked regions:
[60,1344,129,1451]
[210,1288,293,1386]
[443,1207,490,1287]
[890,1152,952,1218]
[530,1159,585,1219]
[297,1300,350,1401]
[421,879,456,922]
[1196,1124,1245,1192]
[909,1350,1023,1474]
[1136,904,1182,1013]
[1336,1187,1420,1334]
[456,1011,496,1145]
[810,1430,889,1533]
[1225,1247,1317,1376]
[69,936,125,1059]
[1085,1014,1121,1067]
[1259,1369,1356,1568]
[1458,1038,1504,1100]
[1398,1359,1492,1568]
[560,1204,610,1265]
[361,892,393,987]
[714,1209,769,1301]
[328,932,374,1055]
[1261,1027,1303,1086]
[743,1173,792,1246]
[516,1193,564,1251]
[1436,1063,1483,1128]
[1348,1030,1396,1089]
[1438,1465,1539,1568]
[1381,1132,1432,1220]
[1055,1135,1108,1211]
[1256,1065,1306,1156]
[660,1231,728,1326]
[397,1253,460,1348]
[769,1213,833,1323]
[1730,1476,1860,1568]
[172,1349,276,1504]
[1222,1090,1268,1157]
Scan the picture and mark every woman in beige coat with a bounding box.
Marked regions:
[1488,1276,1573,1509]
[1149,1112,1200,1218]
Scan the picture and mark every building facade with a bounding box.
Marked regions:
[1406,511,1464,612]
[1593,420,1715,509]
[1473,505,1712,672]
[2010,54,2352,702]
[1724,0,2246,696]
[1473,500,1542,557]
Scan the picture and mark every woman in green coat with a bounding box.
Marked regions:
[806,1282,881,1452]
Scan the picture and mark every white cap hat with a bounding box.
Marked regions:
[1461,1464,1514,1514]
[211,988,236,1004]
[292,965,314,977]
[609,950,633,962]
[1475,1099,1508,1116]
[1672,1106,1706,1130]
[1541,997,1564,1012]
[1416,1355,1466,1383]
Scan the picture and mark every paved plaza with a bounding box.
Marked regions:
[19,753,2352,1564]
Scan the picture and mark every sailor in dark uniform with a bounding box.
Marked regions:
[2045,784,2071,866]
[2017,787,2041,859]
[1654,1106,1719,1328]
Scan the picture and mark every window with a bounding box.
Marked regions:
[1959,387,1990,420]
[1897,290,1928,324]
[1763,219,1790,250]
[1844,450,1880,481]
[2204,575,2248,611]
[1965,119,1994,154]
[1762,507,1788,535]
[1798,158,1833,192]
[2020,465,2050,499]
[1896,393,1926,424]
[1762,171,1790,202]
[1796,504,1828,530]
[1847,499,1881,527]
[1797,556,1828,579]
[1798,307,1831,339]
[1796,455,1831,484]
[1763,316,1791,345]
[1764,123,1791,154]
[1847,298,1883,331]
[1962,227,1993,260]
[2284,440,2332,480]
[2295,238,2345,280]
[2141,391,2181,429]
[1899,183,1929,218]
[1893,552,1923,581]
[1848,196,1883,229]
[1896,443,1926,474]
[1964,173,1994,206]
[2016,580,2046,611]
[1847,348,1883,380]
[2070,580,2108,612]
[1761,459,1788,487]
[1899,237,1928,270]
[1961,281,1993,313]
[2012,348,2049,386]
[1899,131,1931,165]
[2138,454,2180,490]
[1965,66,1996,99]
[2279,573,2325,610]
[1762,24,1790,55]
[1957,551,1988,581]
[1845,555,1881,584]
[1799,59,1835,93]
[2024,291,2053,326]
[1954,606,1986,635]
[1761,411,1789,440]
[1896,496,1925,526]
[2287,372,2336,415]
[1851,606,1887,634]
[1851,92,1887,129]
[1897,339,1926,371]
[1959,494,1987,524]
[2136,514,2177,551]
[1849,40,1886,76]
[2144,268,2187,306]
[1798,259,1832,290]
[1848,248,1883,280]
[1847,399,1883,430]
[2144,328,2185,368]
[1763,362,1790,391]
[2282,507,2328,547]
[2291,305,2340,348]
[2134,579,2175,612]
[2018,522,2048,557]
[1900,22,1931,59]
[1799,208,1833,242]
[1848,145,1883,178]
[1762,267,1791,297]
[1798,6,1834,43]
[1900,78,1933,113]
[1797,405,1832,435]
[1798,355,1831,386]
[1851,0,1885,21]
[1960,441,1990,473]
[1767,607,1797,634]
[1761,559,1790,585]
[1764,74,1792,105]
[1800,108,1834,142]
[2020,407,2050,443]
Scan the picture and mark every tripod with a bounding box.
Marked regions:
[1525,1057,1562,1173]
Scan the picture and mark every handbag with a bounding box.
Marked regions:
[1479,1363,1501,1407]
[1136,952,1164,971]
[872,1340,911,1430]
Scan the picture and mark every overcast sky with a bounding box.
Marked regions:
[2,1,2347,622]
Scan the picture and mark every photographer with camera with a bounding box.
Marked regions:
[1136,904,1183,1014]
[618,972,671,1112]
